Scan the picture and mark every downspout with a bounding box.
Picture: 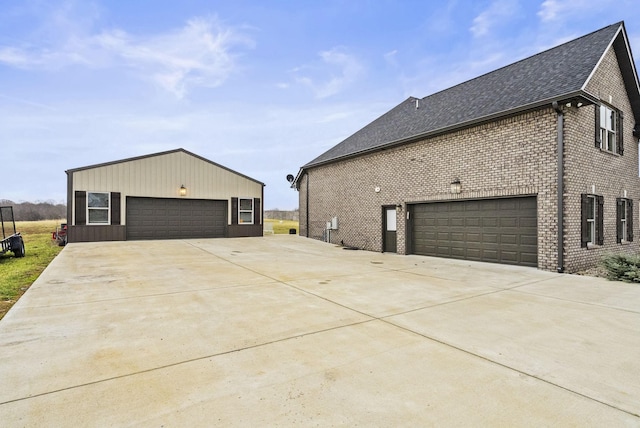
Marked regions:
[305,172,310,238]
[552,101,564,273]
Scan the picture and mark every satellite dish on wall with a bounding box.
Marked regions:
[286,174,295,183]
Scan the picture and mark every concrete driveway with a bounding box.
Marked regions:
[0,236,639,426]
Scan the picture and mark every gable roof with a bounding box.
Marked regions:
[66,148,264,186]
[302,21,639,171]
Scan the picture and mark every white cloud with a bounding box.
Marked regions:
[293,46,364,98]
[470,0,519,38]
[384,50,398,67]
[537,0,616,23]
[100,18,254,97]
[0,15,254,98]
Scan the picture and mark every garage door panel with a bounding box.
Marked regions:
[521,253,538,264]
[411,197,537,267]
[466,233,482,243]
[466,218,481,227]
[501,251,518,263]
[501,234,517,245]
[500,218,517,227]
[451,247,465,257]
[483,234,498,243]
[127,197,227,240]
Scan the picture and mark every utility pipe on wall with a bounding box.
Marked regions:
[552,101,564,273]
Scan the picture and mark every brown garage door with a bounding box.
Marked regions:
[410,197,537,267]
[126,197,227,240]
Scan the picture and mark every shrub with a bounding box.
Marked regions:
[600,253,640,283]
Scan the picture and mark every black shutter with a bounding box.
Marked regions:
[75,191,86,226]
[111,192,121,225]
[253,198,261,225]
[231,197,238,225]
[628,199,634,242]
[596,195,604,246]
[581,194,589,248]
[595,104,601,148]
[616,198,623,243]
[618,110,624,155]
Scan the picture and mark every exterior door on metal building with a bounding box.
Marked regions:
[383,206,397,253]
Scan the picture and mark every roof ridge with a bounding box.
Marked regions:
[419,21,623,102]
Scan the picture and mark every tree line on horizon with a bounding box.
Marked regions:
[0,200,66,221]
[0,201,298,222]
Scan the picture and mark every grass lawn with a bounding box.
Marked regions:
[0,219,64,320]
[264,219,299,234]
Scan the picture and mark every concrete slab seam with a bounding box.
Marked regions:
[378,317,640,419]
[0,318,374,407]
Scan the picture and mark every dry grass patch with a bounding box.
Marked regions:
[264,219,299,235]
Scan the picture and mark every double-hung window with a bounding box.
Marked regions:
[238,198,254,224]
[617,198,634,243]
[600,105,616,152]
[596,103,623,155]
[87,192,110,225]
[581,194,603,247]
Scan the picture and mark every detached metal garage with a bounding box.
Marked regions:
[65,149,264,243]
[409,197,538,267]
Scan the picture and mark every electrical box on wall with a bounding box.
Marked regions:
[331,216,338,230]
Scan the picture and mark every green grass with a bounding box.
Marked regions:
[264,219,299,234]
[1,220,64,319]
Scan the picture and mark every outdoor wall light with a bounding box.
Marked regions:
[451,179,462,194]
[179,185,187,197]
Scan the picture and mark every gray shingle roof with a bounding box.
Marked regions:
[304,22,631,168]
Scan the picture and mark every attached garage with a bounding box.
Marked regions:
[65,148,264,243]
[410,197,537,267]
[126,197,227,240]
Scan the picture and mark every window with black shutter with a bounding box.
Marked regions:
[597,103,623,155]
[75,191,86,226]
[616,198,633,243]
[581,194,604,247]
[596,195,604,245]
[231,197,238,225]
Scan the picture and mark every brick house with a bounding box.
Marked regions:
[294,22,640,273]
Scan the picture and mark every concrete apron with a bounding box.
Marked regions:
[0,236,638,426]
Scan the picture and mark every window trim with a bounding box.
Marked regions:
[617,198,634,243]
[596,103,624,155]
[599,104,617,153]
[238,197,254,225]
[86,192,110,225]
[586,195,596,245]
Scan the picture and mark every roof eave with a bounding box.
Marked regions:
[303,91,597,169]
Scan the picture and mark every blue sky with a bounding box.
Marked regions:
[1,0,638,209]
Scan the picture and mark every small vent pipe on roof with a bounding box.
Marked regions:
[415,99,419,109]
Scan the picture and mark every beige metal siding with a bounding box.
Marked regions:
[71,151,262,225]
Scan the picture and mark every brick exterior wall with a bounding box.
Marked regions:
[299,46,640,273]
[563,47,640,272]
